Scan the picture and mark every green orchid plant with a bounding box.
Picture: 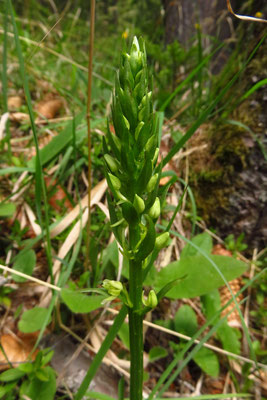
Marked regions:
[103,37,169,399]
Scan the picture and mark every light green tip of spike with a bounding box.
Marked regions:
[131,36,140,52]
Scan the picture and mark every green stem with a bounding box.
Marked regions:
[129,258,143,400]
[128,226,144,400]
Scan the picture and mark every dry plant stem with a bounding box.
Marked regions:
[85,0,95,272]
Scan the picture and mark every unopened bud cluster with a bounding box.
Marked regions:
[104,37,169,262]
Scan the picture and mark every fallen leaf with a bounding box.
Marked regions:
[8,96,23,110]
[0,334,38,371]
[36,99,63,120]
[9,112,30,123]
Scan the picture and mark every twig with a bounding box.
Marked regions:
[0,264,60,291]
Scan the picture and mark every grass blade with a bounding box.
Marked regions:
[240,77,267,102]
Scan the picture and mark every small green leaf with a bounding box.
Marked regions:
[193,347,219,377]
[18,307,51,333]
[201,289,221,325]
[174,305,198,336]
[41,350,54,367]
[149,346,168,362]
[61,289,105,313]
[12,249,36,282]
[0,203,16,217]
[18,362,33,373]
[0,368,25,382]
[35,368,49,382]
[217,321,241,355]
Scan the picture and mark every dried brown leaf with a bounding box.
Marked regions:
[8,96,23,110]
[36,98,63,120]
[0,334,38,371]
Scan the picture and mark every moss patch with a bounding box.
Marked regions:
[187,118,252,226]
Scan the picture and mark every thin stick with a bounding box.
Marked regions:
[85,0,96,272]
[26,15,63,62]
[0,264,60,291]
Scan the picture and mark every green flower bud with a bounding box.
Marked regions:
[116,191,127,201]
[144,135,156,153]
[138,107,146,122]
[148,197,161,219]
[133,194,145,214]
[108,173,121,190]
[112,134,121,152]
[135,121,144,141]
[123,115,130,130]
[146,173,158,193]
[155,232,170,250]
[152,148,159,165]
[104,154,119,173]
[141,92,152,107]
[142,290,158,308]
[103,279,123,297]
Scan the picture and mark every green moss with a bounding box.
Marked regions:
[188,122,252,224]
[212,124,249,169]
[197,169,224,183]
